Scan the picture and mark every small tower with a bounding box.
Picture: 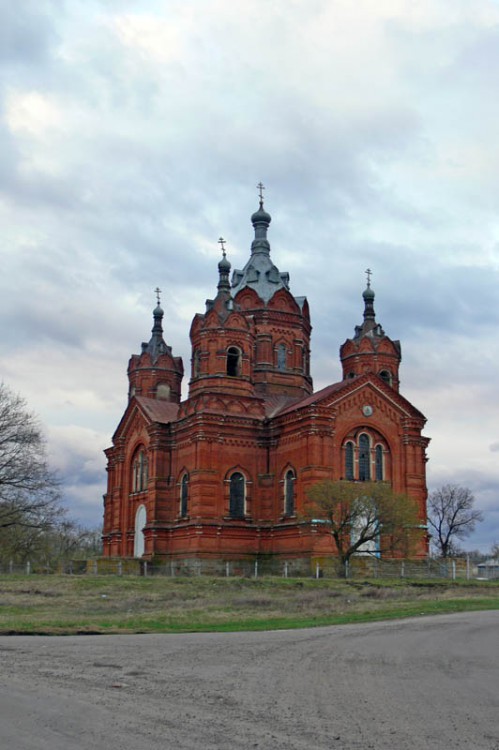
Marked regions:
[340,271,401,391]
[189,239,256,399]
[128,289,184,402]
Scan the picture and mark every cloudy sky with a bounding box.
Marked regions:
[1,0,498,552]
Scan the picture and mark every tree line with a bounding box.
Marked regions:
[0,382,101,568]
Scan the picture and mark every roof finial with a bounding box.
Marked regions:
[257,181,265,207]
[218,236,227,258]
[217,236,231,295]
[365,268,372,289]
[155,286,162,306]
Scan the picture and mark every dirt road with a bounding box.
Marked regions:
[1,611,498,750]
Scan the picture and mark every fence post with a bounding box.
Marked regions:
[315,562,320,579]
[284,561,288,579]
[225,561,230,578]
[170,559,175,578]
[26,561,31,575]
[144,561,148,577]
[345,560,349,579]
[254,560,258,579]
[466,555,470,581]
[93,559,98,575]
[69,561,73,575]
[452,559,456,581]
[117,560,123,576]
[401,561,405,578]
[9,559,13,574]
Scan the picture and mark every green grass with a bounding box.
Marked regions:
[0,574,498,635]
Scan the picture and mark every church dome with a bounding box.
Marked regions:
[218,254,231,272]
[363,286,375,301]
[251,203,272,226]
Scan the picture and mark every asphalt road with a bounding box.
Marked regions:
[1,611,498,750]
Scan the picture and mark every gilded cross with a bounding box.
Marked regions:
[257,182,265,202]
[218,236,227,257]
[155,287,162,305]
[365,268,372,288]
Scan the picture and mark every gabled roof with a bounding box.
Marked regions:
[263,394,302,419]
[135,396,179,424]
[275,381,348,417]
[111,396,179,443]
[273,374,426,421]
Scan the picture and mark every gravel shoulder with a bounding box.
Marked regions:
[1,611,498,750]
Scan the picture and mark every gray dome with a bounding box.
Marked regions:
[251,203,271,226]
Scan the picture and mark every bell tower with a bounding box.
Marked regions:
[340,271,401,391]
[189,238,255,399]
[128,290,184,402]
[230,187,313,399]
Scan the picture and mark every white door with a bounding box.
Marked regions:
[134,505,146,557]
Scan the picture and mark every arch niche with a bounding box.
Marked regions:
[134,504,147,557]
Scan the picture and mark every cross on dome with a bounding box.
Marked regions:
[218,236,227,257]
[257,182,265,204]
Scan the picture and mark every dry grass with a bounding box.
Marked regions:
[0,574,498,634]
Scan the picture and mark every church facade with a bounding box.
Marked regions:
[102,195,430,568]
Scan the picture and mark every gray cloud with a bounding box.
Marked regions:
[0,1,58,66]
[1,1,499,549]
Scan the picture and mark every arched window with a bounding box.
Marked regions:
[375,445,384,481]
[379,370,392,385]
[156,383,170,400]
[229,472,245,518]
[345,441,354,480]
[193,349,201,377]
[277,344,287,371]
[227,347,241,377]
[180,473,189,517]
[303,346,310,375]
[132,449,148,492]
[284,470,295,516]
[358,434,371,481]
[343,432,389,482]
[134,504,146,557]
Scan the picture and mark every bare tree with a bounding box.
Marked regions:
[0,382,62,532]
[427,484,483,558]
[303,480,420,576]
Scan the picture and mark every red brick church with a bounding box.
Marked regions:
[102,192,429,570]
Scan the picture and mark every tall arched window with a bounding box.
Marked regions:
[375,445,384,481]
[180,473,189,517]
[229,472,245,518]
[345,442,354,480]
[277,344,287,371]
[132,449,148,492]
[284,470,295,516]
[342,432,389,482]
[303,346,310,375]
[227,347,241,377]
[358,434,371,481]
[193,349,201,377]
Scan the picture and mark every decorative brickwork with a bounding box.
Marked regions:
[103,198,430,563]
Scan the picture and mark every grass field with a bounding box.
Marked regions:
[1,574,498,635]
